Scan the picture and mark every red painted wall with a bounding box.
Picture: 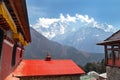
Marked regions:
[0,39,13,80]
[0,39,23,80]
[16,47,22,65]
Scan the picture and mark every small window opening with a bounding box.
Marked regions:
[11,44,17,66]
[0,30,4,60]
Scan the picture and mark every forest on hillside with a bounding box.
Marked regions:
[80,59,106,74]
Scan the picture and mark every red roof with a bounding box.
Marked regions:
[13,60,85,77]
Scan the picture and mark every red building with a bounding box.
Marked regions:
[0,0,31,80]
[98,30,120,80]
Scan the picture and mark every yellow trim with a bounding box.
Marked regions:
[0,2,17,33]
[19,33,24,44]
[0,2,29,46]
[13,33,19,39]
[13,33,28,46]
[23,41,28,46]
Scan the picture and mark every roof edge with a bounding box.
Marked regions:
[14,73,85,78]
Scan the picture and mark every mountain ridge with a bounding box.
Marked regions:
[24,27,104,66]
[31,14,116,53]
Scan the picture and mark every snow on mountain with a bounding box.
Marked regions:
[31,14,118,53]
[25,27,104,66]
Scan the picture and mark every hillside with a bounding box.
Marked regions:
[24,28,104,66]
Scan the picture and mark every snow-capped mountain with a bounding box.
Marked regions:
[52,26,113,53]
[25,27,104,66]
[31,14,117,53]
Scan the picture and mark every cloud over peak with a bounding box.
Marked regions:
[31,13,117,39]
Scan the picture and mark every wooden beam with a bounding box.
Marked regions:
[104,45,108,65]
[112,45,115,66]
[118,43,120,60]
[0,2,17,33]
[9,0,31,42]
[8,0,26,37]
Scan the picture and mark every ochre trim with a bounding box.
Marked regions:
[23,41,28,46]
[0,2,17,33]
[13,33,28,46]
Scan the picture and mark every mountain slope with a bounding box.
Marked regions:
[52,27,112,53]
[31,14,116,53]
[24,28,104,66]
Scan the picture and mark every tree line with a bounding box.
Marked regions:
[79,59,106,74]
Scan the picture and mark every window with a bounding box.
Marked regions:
[107,50,112,59]
[114,50,119,59]
[114,46,119,49]
[106,45,119,59]
[107,45,111,49]
[0,30,4,60]
[20,49,22,58]
[11,44,17,66]
[106,44,120,66]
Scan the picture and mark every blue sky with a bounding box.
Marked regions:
[26,0,120,28]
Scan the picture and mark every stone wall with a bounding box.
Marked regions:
[20,75,80,80]
[107,66,120,80]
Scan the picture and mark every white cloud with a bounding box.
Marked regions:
[31,13,117,39]
[60,14,66,22]
[76,14,95,24]
[66,14,76,22]
[59,14,76,23]
[105,24,115,32]
[34,18,59,28]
